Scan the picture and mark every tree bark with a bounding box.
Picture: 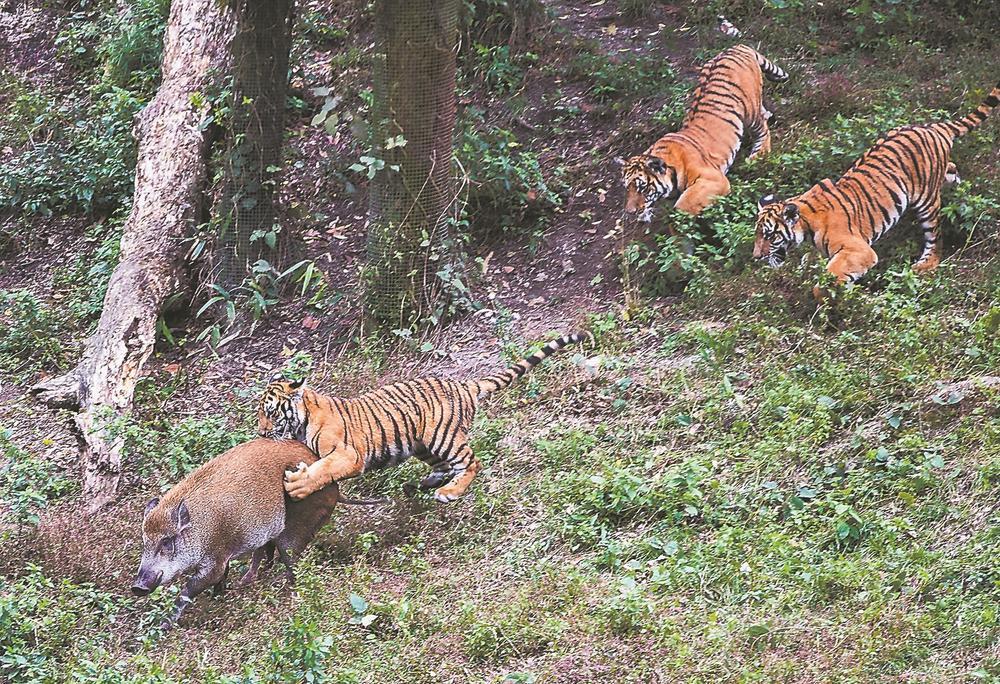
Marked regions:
[365,0,460,326]
[32,0,239,510]
[216,0,295,286]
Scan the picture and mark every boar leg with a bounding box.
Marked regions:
[160,558,228,629]
[275,543,297,585]
[212,562,230,597]
[238,543,276,587]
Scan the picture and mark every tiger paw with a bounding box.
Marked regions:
[284,462,308,482]
[432,484,463,503]
[433,490,459,503]
[283,462,317,500]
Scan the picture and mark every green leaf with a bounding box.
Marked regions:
[349,593,367,614]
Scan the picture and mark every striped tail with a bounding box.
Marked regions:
[755,49,789,83]
[945,80,1000,138]
[469,331,591,399]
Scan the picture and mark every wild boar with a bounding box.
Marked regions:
[131,438,368,628]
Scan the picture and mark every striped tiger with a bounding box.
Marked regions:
[754,80,1000,299]
[257,332,590,503]
[616,44,788,221]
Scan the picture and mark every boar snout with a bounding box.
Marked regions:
[131,568,163,596]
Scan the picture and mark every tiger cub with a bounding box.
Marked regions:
[257,332,590,503]
[754,80,1000,299]
[617,44,789,221]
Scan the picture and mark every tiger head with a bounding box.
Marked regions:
[257,372,307,439]
[753,195,806,267]
[616,154,677,222]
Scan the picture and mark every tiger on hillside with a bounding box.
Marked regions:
[617,44,789,221]
[257,332,590,503]
[753,80,1000,300]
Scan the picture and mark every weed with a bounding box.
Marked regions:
[0,290,70,375]
[457,107,563,235]
[0,431,77,526]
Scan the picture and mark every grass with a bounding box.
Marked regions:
[1,1,999,683]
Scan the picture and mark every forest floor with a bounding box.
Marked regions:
[2,1,1000,683]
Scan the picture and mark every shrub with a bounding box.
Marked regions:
[0,430,77,526]
[457,107,563,234]
[0,290,70,374]
[0,568,125,682]
[0,88,143,216]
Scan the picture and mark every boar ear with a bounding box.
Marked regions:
[174,501,191,532]
[143,497,159,519]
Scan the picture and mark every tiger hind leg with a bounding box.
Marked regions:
[412,441,456,491]
[432,440,482,503]
[747,126,771,160]
[913,198,942,273]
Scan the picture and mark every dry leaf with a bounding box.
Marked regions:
[302,315,320,330]
[164,363,181,375]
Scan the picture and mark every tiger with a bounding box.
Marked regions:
[753,80,1000,300]
[257,332,590,503]
[616,44,789,222]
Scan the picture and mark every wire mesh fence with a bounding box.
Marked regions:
[215,0,294,289]
[366,0,462,327]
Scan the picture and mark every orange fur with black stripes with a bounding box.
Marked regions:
[257,332,590,503]
[617,44,788,221]
[754,80,1000,299]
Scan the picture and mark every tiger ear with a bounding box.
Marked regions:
[646,157,667,174]
[757,194,777,212]
[782,203,800,222]
[288,376,305,390]
[269,370,285,384]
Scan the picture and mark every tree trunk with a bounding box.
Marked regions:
[365,0,460,326]
[216,0,295,286]
[32,0,239,510]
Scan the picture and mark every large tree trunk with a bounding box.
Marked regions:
[32,0,239,510]
[365,0,460,326]
[216,0,295,286]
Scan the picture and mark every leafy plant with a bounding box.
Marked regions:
[0,290,70,375]
[0,430,77,526]
[457,107,563,234]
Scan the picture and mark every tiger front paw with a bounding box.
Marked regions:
[283,462,318,500]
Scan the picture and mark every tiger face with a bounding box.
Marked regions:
[616,154,677,222]
[753,195,805,267]
[257,373,306,439]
